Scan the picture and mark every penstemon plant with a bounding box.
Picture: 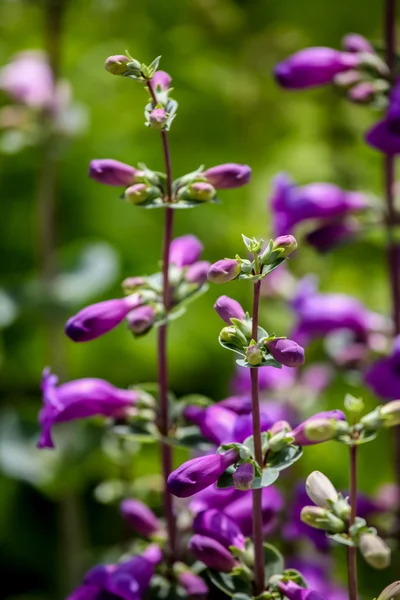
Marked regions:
[34,2,400,600]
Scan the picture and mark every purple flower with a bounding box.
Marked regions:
[271,173,367,237]
[223,486,284,536]
[267,338,305,367]
[348,81,376,103]
[0,51,54,108]
[184,405,236,445]
[65,295,141,342]
[170,235,203,267]
[203,163,251,189]
[193,509,246,549]
[342,33,374,54]
[366,80,400,154]
[291,277,378,345]
[190,485,241,514]
[188,535,237,572]
[365,336,400,399]
[233,462,255,490]
[67,551,159,600]
[177,572,208,597]
[127,306,156,335]
[232,364,296,395]
[151,70,172,91]
[120,499,160,538]
[286,559,347,600]
[291,410,346,446]
[279,580,327,600]
[274,47,359,89]
[167,450,239,498]
[214,295,245,324]
[89,159,139,186]
[208,259,241,284]
[283,484,330,551]
[38,369,137,449]
[185,261,211,285]
[305,220,359,253]
[231,412,276,443]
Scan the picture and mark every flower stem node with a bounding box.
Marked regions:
[359,533,391,570]
[300,505,346,533]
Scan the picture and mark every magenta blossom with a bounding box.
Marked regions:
[151,70,172,91]
[38,369,138,449]
[366,79,400,155]
[89,159,139,186]
[203,163,251,189]
[267,338,305,367]
[193,509,246,550]
[274,47,359,89]
[188,535,237,572]
[127,306,156,335]
[65,295,141,342]
[120,499,160,538]
[185,260,210,285]
[342,33,374,54]
[365,336,400,399]
[178,571,208,598]
[167,450,239,498]
[214,295,245,324]
[0,51,54,109]
[279,579,327,600]
[169,235,203,267]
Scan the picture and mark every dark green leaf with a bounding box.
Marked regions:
[263,543,285,582]
[266,445,303,472]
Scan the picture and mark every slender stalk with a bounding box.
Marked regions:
[147,79,178,561]
[383,0,400,535]
[347,444,358,600]
[250,280,265,596]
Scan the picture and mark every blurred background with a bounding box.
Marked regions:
[0,0,398,598]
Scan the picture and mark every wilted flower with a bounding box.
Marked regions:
[167,450,239,498]
[203,163,251,189]
[193,509,246,549]
[214,295,245,324]
[120,499,161,538]
[188,535,237,572]
[170,235,203,267]
[208,259,241,284]
[38,369,137,449]
[65,295,141,342]
[89,159,140,186]
[274,47,359,89]
[266,338,305,367]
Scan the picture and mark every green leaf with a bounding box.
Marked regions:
[327,532,355,547]
[251,468,279,489]
[263,543,284,582]
[207,570,252,598]
[282,569,307,587]
[266,445,303,472]
[236,356,282,369]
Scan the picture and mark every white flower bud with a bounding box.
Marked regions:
[306,471,338,509]
[360,533,391,570]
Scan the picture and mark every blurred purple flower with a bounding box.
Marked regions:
[185,261,211,285]
[189,535,237,572]
[184,404,236,445]
[178,571,208,597]
[283,484,330,551]
[120,499,160,538]
[203,163,251,189]
[38,368,137,449]
[127,306,156,335]
[342,33,374,54]
[170,235,203,267]
[232,364,297,395]
[271,173,367,237]
[306,219,360,253]
[274,47,359,89]
[365,336,400,399]
[279,580,327,600]
[193,509,246,549]
[223,485,284,536]
[0,51,54,109]
[366,79,400,154]
[214,295,245,324]
[167,449,239,498]
[65,295,141,342]
[189,484,241,514]
[287,560,347,600]
[89,159,139,186]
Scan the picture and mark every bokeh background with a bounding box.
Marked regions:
[0,0,398,598]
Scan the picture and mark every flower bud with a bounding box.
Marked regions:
[266,338,305,367]
[348,81,376,103]
[105,55,131,75]
[300,505,346,533]
[89,159,139,187]
[214,296,245,324]
[269,420,292,435]
[292,410,346,446]
[122,277,146,293]
[306,471,338,508]
[193,509,246,550]
[219,326,246,348]
[188,535,237,573]
[279,580,327,600]
[170,235,203,267]
[187,182,216,202]
[125,183,156,205]
[233,462,255,491]
[177,571,208,598]
[149,107,168,129]
[127,306,156,335]
[208,259,241,284]
[342,33,374,54]
[380,400,400,427]
[245,345,263,366]
[360,533,391,569]
[120,499,161,538]
[334,69,363,88]
[185,261,210,286]
[151,70,172,91]
[273,235,298,257]
[203,163,251,189]
[377,581,400,600]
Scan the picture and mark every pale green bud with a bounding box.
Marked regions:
[360,533,391,570]
[381,401,400,427]
[304,418,339,443]
[245,344,263,366]
[306,471,338,509]
[300,506,346,533]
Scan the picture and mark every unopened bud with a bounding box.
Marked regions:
[273,234,298,257]
[306,471,338,509]
[270,420,292,435]
[381,400,400,427]
[377,581,400,600]
[360,533,391,570]
[266,338,305,367]
[208,259,241,284]
[105,55,132,75]
[127,305,156,335]
[245,344,263,366]
[149,107,168,129]
[304,418,339,443]
[220,326,246,348]
[233,462,255,491]
[300,505,346,533]
[122,277,146,293]
[125,183,157,205]
[187,182,216,202]
[348,82,375,104]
